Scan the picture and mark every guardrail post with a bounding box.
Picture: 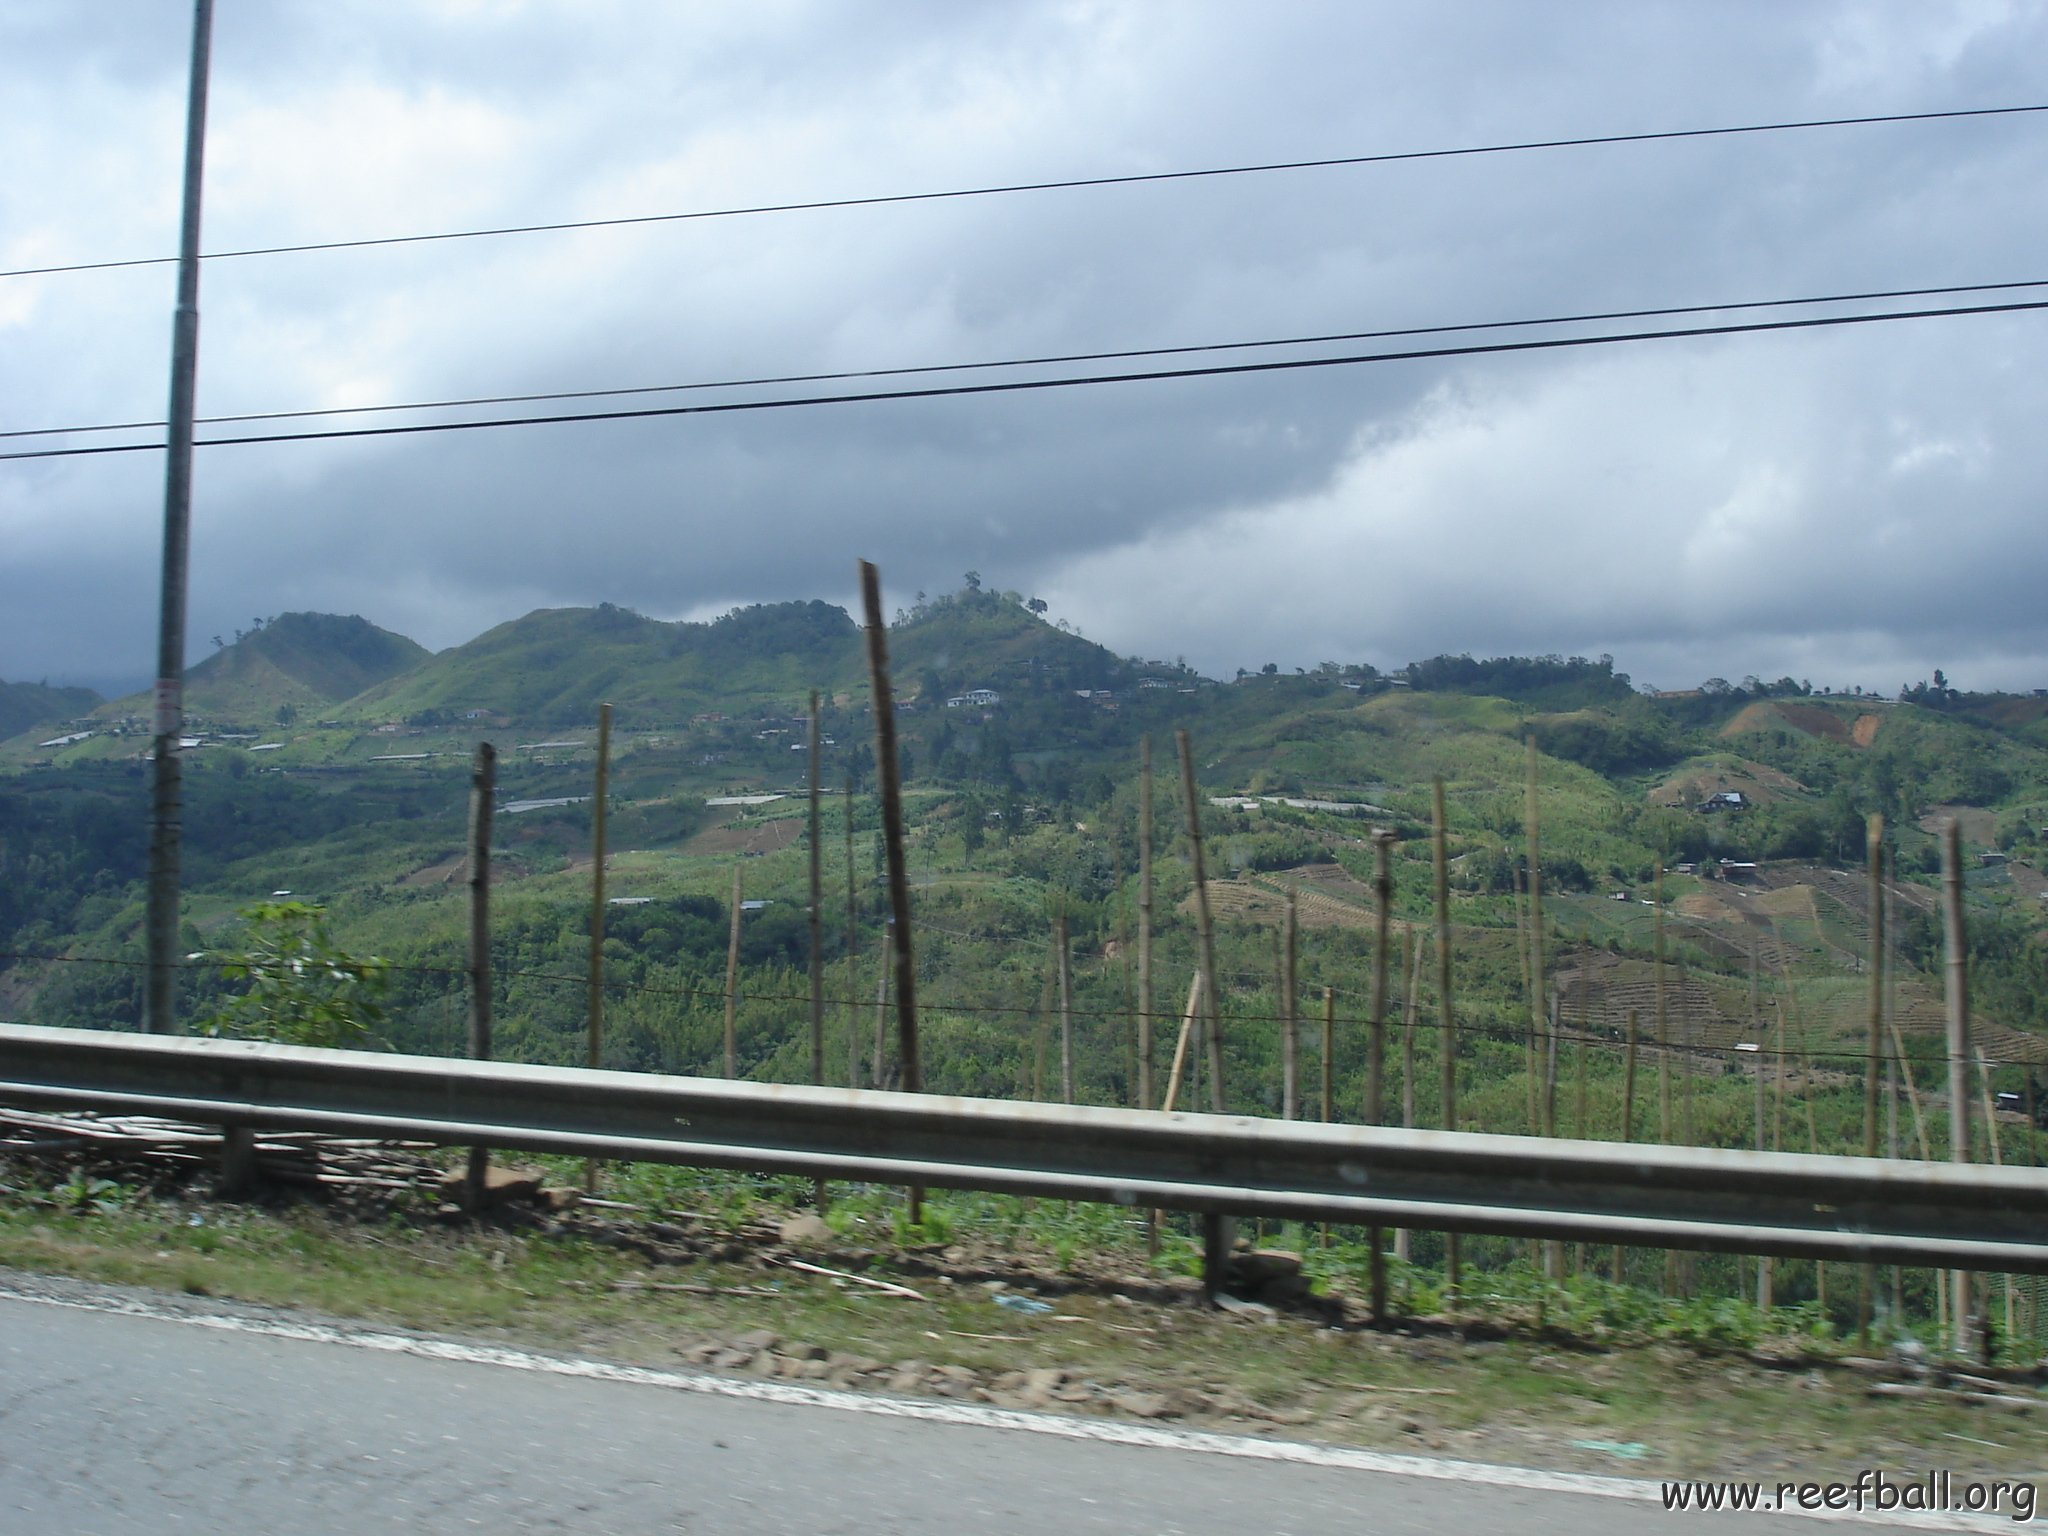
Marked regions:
[1201,1211,1231,1308]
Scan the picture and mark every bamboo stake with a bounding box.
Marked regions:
[1941,817,1972,1354]
[1145,959,1196,1256]
[1860,814,1884,1341]
[723,863,742,1079]
[1160,973,1204,1113]
[807,692,826,1210]
[1574,967,1590,1140]
[1515,869,1538,1134]
[1056,911,1074,1103]
[1177,730,1225,1113]
[1369,831,1393,1127]
[844,771,858,1088]
[1889,1055,1905,1323]
[1973,1048,2016,1348]
[873,956,889,1087]
[1396,929,1419,1265]
[1680,962,1697,1152]
[1138,737,1154,1113]
[859,560,922,1226]
[1116,847,1133,1107]
[1431,777,1459,1300]
[1886,1011,1935,1160]
[1320,985,1335,1124]
[1525,739,1551,1140]
[1281,889,1299,1121]
[1612,1007,1638,1284]
[1368,827,1393,1321]
[583,702,612,1194]
[463,742,495,1208]
[1752,944,1766,1309]
[807,693,824,1090]
[1654,861,1674,1294]
[1655,861,1671,1145]
[1030,964,1055,1102]
[1622,1007,1640,1144]
[1798,1024,1824,1311]
[1761,996,1787,1313]
[1883,875,1906,1325]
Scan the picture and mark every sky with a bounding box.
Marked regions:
[5,0,2048,698]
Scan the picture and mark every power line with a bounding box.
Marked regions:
[5,293,2045,465]
[9,275,2046,445]
[5,102,2044,282]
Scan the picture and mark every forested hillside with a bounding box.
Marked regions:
[4,588,2046,1333]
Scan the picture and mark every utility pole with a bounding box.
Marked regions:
[145,0,215,1034]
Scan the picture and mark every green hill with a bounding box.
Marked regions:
[345,600,864,726]
[90,613,429,728]
[339,592,1137,729]
[0,679,101,741]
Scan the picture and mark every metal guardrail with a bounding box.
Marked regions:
[1,1022,2045,1271]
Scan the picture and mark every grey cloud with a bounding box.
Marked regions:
[7,1,2048,698]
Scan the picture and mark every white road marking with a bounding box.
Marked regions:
[0,1280,2016,1530]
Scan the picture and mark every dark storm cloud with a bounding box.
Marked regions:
[6,1,2048,695]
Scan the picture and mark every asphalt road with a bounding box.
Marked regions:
[0,1280,1937,1535]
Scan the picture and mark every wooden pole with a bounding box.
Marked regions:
[1177,730,1225,1113]
[1941,817,1972,1354]
[723,863,742,1079]
[1431,777,1459,1299]
[583,703,611,1194]
[463,742,495,1208]
[1137,736,1154,1113]
[859,560,921,1225]
[1281,889,1299,1121]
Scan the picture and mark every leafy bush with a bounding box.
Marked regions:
[196,901,389,1048]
